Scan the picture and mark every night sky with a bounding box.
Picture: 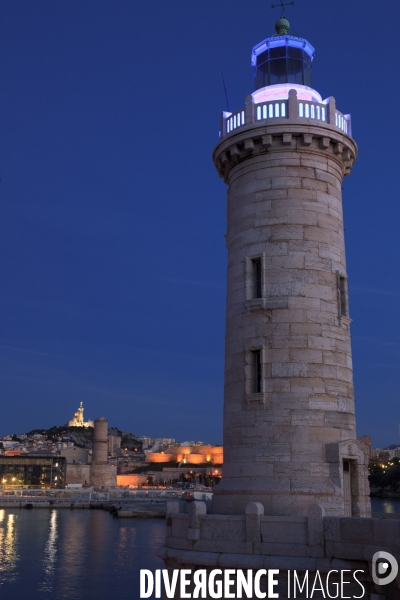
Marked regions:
[0,1,399,448]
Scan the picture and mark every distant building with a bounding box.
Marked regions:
[90,417,116,486]
[140,436,152,450]
[108,434,121,454]
[370,448,389,462]
[67,402,94,428]
[357,435,371,456]
[65,417,116,487]
[141,437,176,451]
[145,444,223,465]
[0,455,66,488]
[59,446,89,464]
[387,447,400,459]
[4,449,27,457]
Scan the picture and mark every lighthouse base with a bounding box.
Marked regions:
[158,501,400,599]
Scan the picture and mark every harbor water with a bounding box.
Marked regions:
[0,508,164,599]
[0,499,398,599]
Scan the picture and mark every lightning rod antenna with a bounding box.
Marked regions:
[221,72,231,113]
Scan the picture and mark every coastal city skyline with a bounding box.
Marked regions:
[2,0,400,448]
[1,400,399,463]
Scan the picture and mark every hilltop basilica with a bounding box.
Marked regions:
[67,401,94,428]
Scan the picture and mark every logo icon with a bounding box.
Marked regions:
[372,551,398,586]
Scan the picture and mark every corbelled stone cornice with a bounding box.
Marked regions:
[213,122,357,183]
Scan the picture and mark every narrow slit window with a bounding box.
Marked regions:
[252,258,262,299]
[252,350,262,394]
[339,276,348,317]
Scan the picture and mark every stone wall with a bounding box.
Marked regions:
[211,95,369,518]
[92,417,108,464]
[116,474,147,487]
[65,464,91,486]
[90,464,116,487]
[145,453,176,463]
[160,502,400,599]
[146,446,223,464]
[59,446,89,464]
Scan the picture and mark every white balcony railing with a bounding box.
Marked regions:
[256,100,288,121]
[226,109,246,134]
[219,91,352,140]
[298,101,326,123]
[335,111,349,134]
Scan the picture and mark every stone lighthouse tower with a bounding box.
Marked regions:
[161,18,400,600]
[211,16,370,519]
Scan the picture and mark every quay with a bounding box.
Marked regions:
[0,488,212,517]
[0,488,172,513]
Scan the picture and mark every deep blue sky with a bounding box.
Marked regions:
[0,1,398,447]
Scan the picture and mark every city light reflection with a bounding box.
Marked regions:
[114,525,136,574]
[0,512,19,583]
[38,510,58,593]
[383,501,394,514]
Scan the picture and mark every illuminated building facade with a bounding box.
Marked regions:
[145,445,223,465]
[0,456,66,488]
[67,401,94,428]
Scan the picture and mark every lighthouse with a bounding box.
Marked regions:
[159,17,400,600]
[160,18,400,600]
[211,16,370,518]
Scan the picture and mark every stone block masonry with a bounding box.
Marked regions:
[161,19,377,600]
[160,501,400,599]
[212,96,370,518]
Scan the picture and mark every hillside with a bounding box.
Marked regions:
[22,424,142,450]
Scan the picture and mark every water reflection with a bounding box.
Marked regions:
[0,512,19,584]
[147,520,166,556]
[383,501,394,513]
[0,510,165,599]
[38,510,58,593]
[114,526,137,575]
[371,497,400,514]
[56,512,89,598]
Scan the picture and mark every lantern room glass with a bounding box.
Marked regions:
[252,37,314,91]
